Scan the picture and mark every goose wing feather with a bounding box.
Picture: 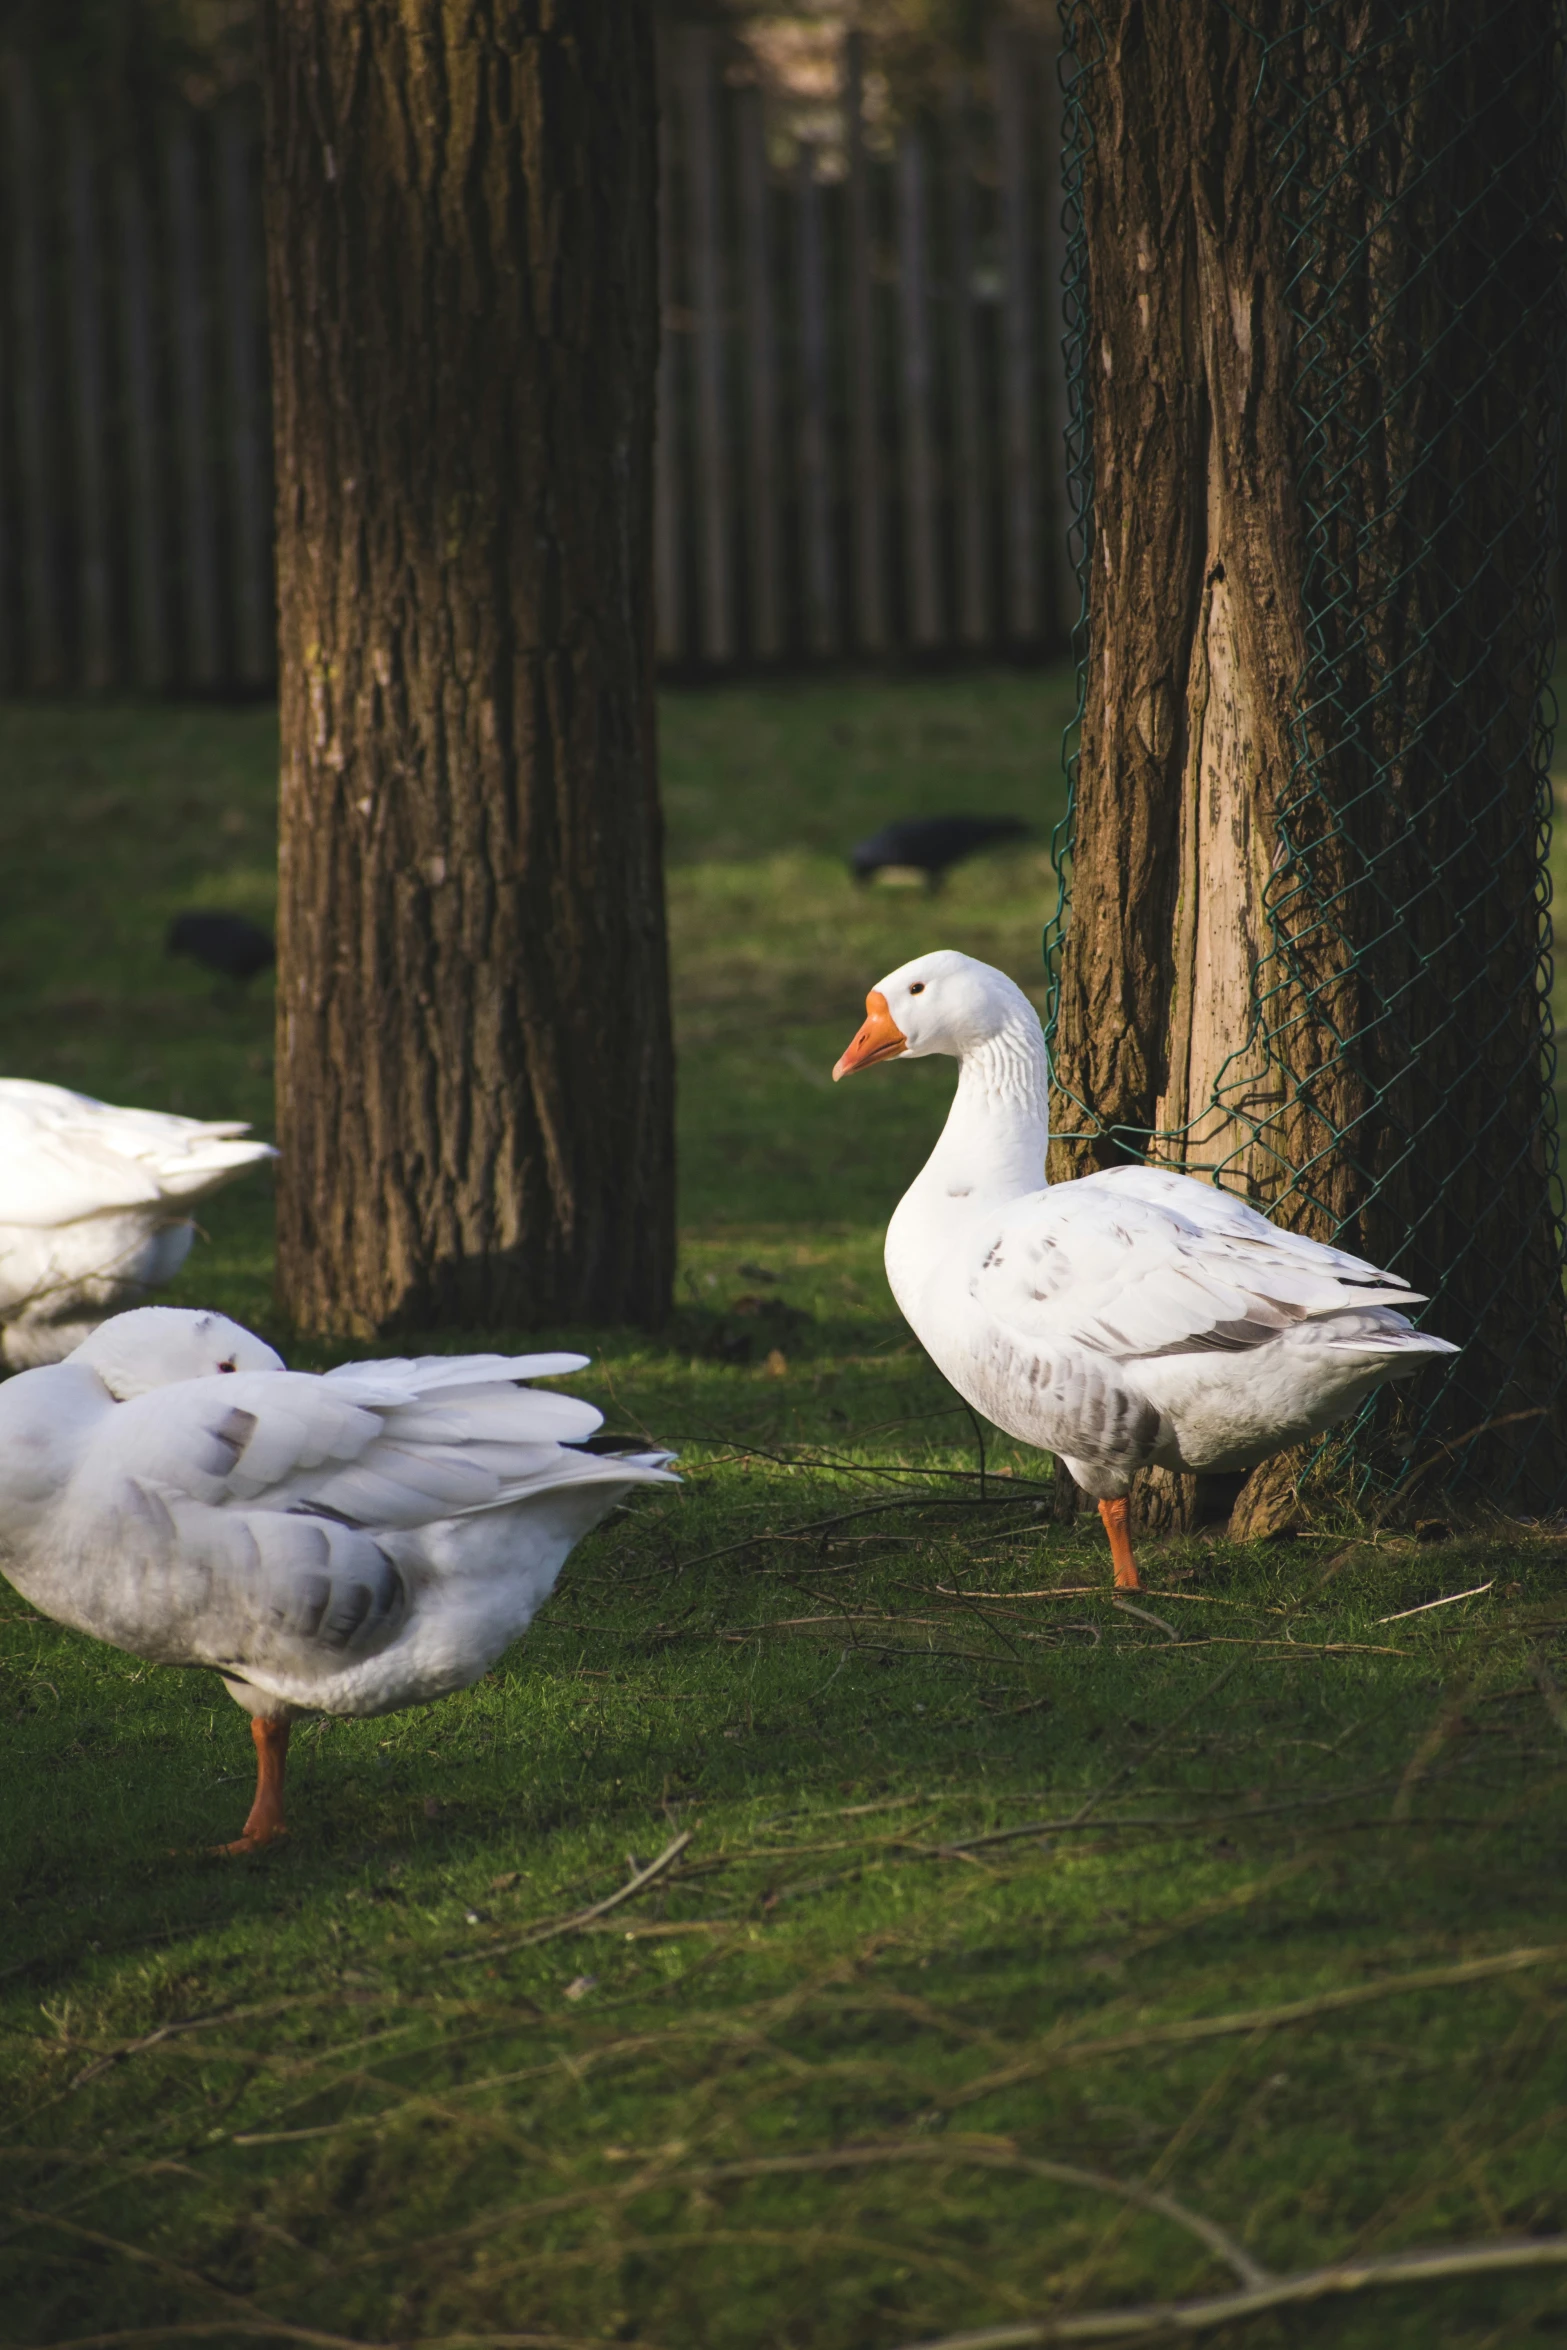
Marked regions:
[83,1362,613,1529]
[0,1079,274,1225]
[86,1472,408,1678]
[973,1168,1424,1367]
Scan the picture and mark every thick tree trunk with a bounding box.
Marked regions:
[1051,1,1567,1523]
[263,1,672,1338]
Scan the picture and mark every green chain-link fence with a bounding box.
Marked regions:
[1044,0,1567,1515]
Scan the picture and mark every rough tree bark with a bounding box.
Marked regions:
[263,1,673,1337]
[1050,1,1567,1526]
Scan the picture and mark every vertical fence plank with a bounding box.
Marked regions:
[990,27,1039,646]
[945,88,989,650]
[1040,30,1078,643]
[7,60,63,689]
[65,116,113,691]
[843,32,886,654]
[117,158,170,692]
[0,201,8,692]
[218,106,271,687]
[795,142,837,658]
[896,130,941,650]
[165,112,221,688]
[737,83,782,660]
[678,29,732,664]
[654,42,686,665]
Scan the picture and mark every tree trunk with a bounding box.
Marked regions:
[263,1,673,1338]
[1051,0,1567,1524]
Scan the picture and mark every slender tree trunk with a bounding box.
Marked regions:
[1051,1,1567,1525]
[263,1,673,1338]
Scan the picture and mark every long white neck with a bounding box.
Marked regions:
[912,1012,1052,1205]
[880,989,1052,1327]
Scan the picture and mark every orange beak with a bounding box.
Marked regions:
[833,989,908,1081]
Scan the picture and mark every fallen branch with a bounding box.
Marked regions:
[443,1832,694,1964]
[930,1772,1395,1858]
[588,2141,1269,2291]
[1376,1581,1494,1625]
[1156,1636,1412,1658]
[717,1621,1047,1670]
[944,1943,1567,2106]
[932,1590,1246,1606]
[671,1487,1050,1578]
[890,2230,1567,2346]
[580,1918,732,1940]
[211,2138,1266,2297]
[1,2206,269,2322]
[67,2013,229,2092]
[1373,1406,1548,1517]
[1110,1596,1181,1640]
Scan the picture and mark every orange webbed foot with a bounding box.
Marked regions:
[212,1824,289,1859]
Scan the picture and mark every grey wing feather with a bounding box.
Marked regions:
[87,1476,407,1681]
[91,1367,615,1529]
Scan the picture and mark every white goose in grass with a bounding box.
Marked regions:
[833,951,1457,1591]
[0,1078,276,1368]
[0,1307,676,1851]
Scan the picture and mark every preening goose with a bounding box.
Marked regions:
[0,1308,676,1851]
[0,1078,276,1367]
[833,951,1458,1590]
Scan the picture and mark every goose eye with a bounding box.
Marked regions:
[909,982,925,996]
[217,1359,237,1373]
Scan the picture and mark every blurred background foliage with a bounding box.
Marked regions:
[0,0,254,104]
[0,0,1055,121]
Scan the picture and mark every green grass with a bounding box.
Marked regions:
[1,675,1565,2350]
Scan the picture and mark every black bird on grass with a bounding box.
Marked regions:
[848,814,1030,893]
[166,910,276,986]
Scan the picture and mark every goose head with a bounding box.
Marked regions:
[69,1307,284,1399]
[832,949,1040,1078]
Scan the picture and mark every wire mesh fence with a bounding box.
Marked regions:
[1045,0,1567,1517]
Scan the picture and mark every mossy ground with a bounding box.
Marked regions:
[0,676,1564,2350]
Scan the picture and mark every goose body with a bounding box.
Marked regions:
[0,1307,676,1847]
[0,1078,276,1367]
[834,951,1458,1586]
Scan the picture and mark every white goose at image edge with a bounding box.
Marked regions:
[0,1307,677,1851]
[0,1077,277,1367]
[831,948,1458,1592]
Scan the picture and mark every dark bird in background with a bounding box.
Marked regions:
[848,814,1031,893]
[166,910,276,986]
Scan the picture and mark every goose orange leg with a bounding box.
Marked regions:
[217,1717,292,1856]
[1097,1497,1141,1592]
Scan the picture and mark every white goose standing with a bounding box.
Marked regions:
[0,1307,676,1850]
[833,951,1457,1591]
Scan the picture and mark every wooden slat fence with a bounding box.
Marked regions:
[658,23,1074,668]
[0,60,269,696]
[0,31,1071,694]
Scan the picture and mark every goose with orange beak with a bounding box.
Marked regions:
[834,950,1457,1590]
